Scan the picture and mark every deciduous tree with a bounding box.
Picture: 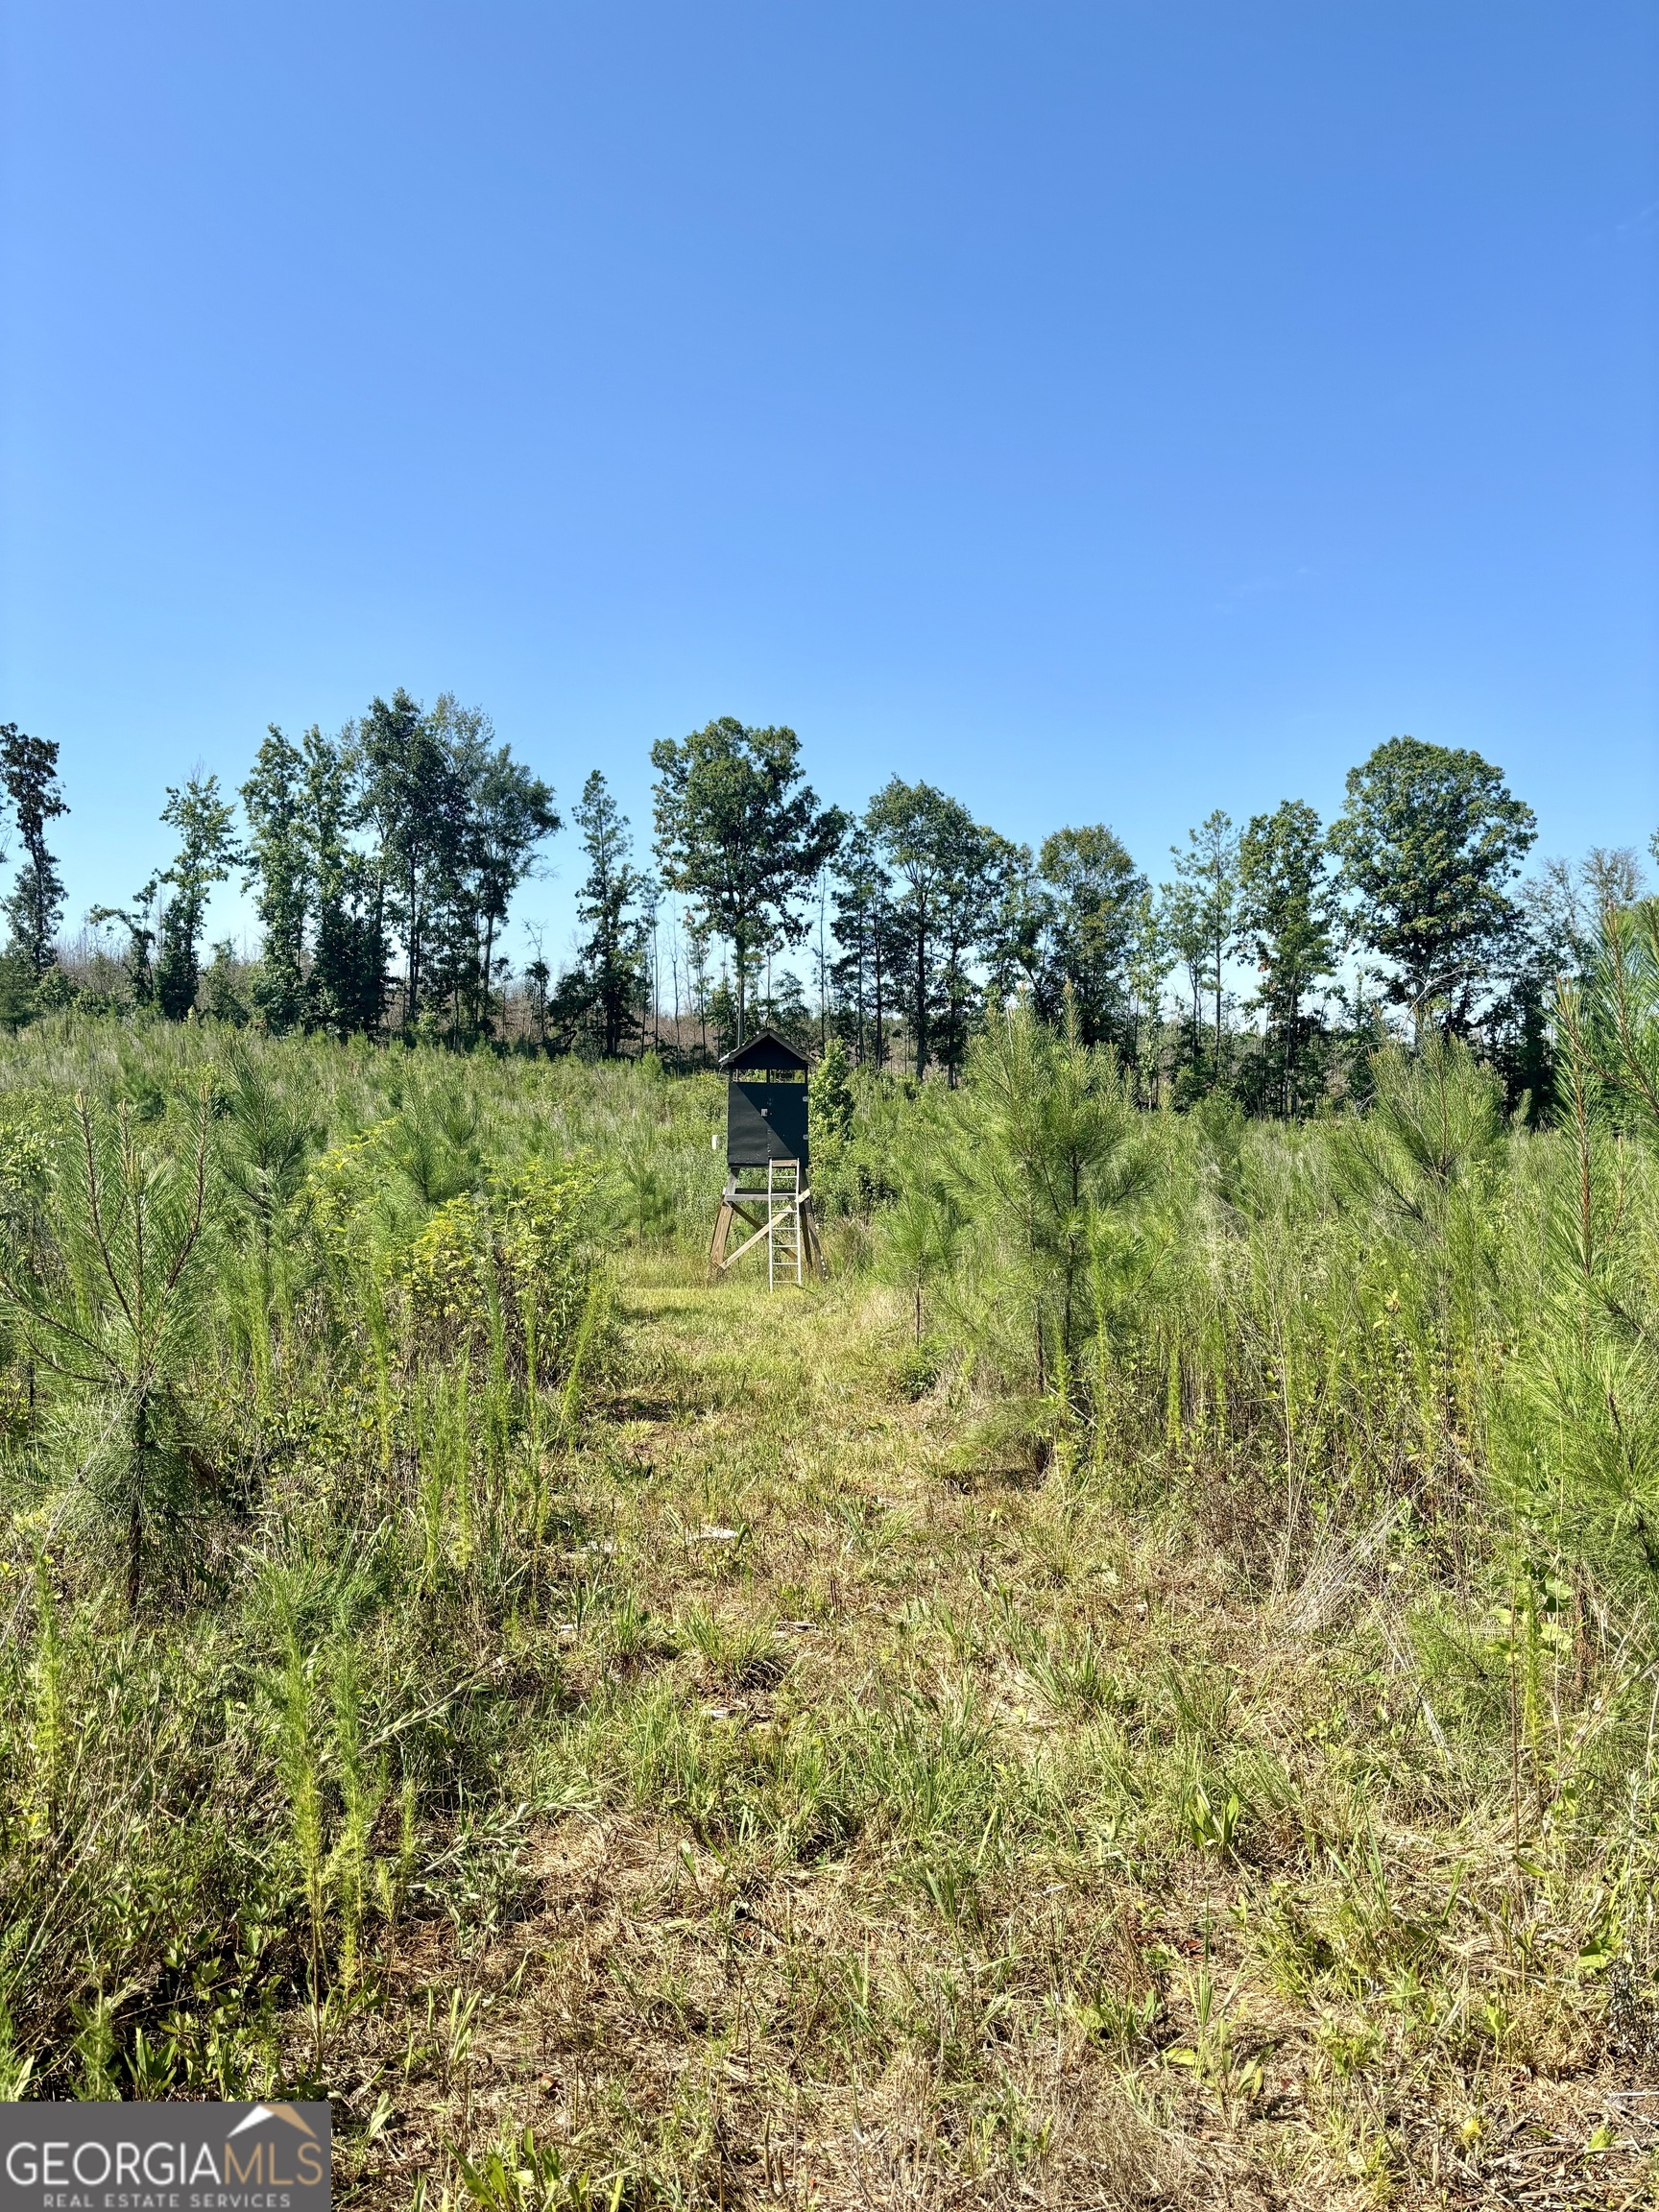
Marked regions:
[241,728,310,1033]
[1167,809,1239,1090]
[1329,736,1536,1034]
[150,776,242,1020]
[433,705,558,1036]
[356,690,469,1032]
[650,719,843,1046]
[934,826,1024,1085]
[0,725,68,976]
[302,726,385,1038]
[866,779,1006,1081]
[1236,800,1338,1118]
[557,771,652,1057]
[830,826,900,1070]
[1032,825,1146,1049]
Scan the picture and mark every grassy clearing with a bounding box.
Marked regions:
[358,1262,1650,2210]
[1,1002,1657,2207]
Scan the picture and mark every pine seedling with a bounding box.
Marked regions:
[1164,1335,1184,1451]
[279,1622,327,2068]
[0,1090,216,1609]
[328,1631,384,1994]
[375,1772,419,1928]
[366,1264,396,1478]
[71,1986,119,2101]
[479,1218,512,1484]
[557,1274,610,1447]
[446,1362,475,1573]
[25,1556,63,1844]
[419,1411,447,1588]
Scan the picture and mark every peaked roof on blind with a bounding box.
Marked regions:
[718,1028,813,1072]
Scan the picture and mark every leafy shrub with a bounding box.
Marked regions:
[404,1162,599,1382]
[894,1334,949,1401]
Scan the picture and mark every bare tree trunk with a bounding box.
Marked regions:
[406,858,421,1027]
[1286,987,1299,1120]
[915,922,928,1078]
[818,871,829,1050]
[856,924,867,1067]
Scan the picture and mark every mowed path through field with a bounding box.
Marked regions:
[356,1263,1631,2212]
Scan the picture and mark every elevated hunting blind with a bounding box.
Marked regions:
[709,1029,826,1286]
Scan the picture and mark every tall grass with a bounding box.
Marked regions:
[0,936,1654,2203]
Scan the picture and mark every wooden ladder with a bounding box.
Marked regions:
[767,1157,803,1289]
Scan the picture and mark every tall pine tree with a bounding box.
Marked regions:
[0,725,68,976]
[556,771,652,1057]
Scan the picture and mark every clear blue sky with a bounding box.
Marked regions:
[3,3,1655,965]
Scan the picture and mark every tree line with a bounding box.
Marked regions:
[0,698,1647,1115]
[644,715,1646,1118]
[0,693,558,1042]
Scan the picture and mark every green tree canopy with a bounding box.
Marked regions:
[935,826,1025,1085]
[830,824,901,1071]
[1032,824,1147,1050]
[555,771,652,1058]
[356,689,469,1031]
[343,690,555,1038]
[0,725,68,977]
[865,778,1005,1081]
[650,718,843,1046]
[1237,799,1338,1118]
[299,724,387,1037]
[448,721,560,1036]
[241,727,311,1033]
[1329,735,1536,1032]
[1166,808,1238,1092]
[149,776,242,1020]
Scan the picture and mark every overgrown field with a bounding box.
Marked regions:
[2,974,1658,2209]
